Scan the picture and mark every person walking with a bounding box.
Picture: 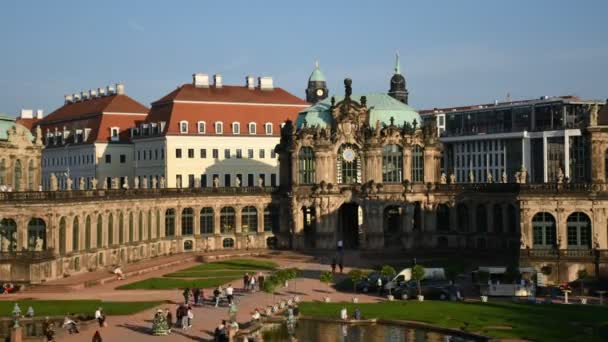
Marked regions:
[243,273,250,291]
[377,277,383,296]
[198,288,205,305]
[249,274,256,292]
[180,306,188,330]
[258,273,265,291]
[225,284,234,304]
[187,306,194,329]
[165,309,172,328]
[214,286,222,307]
[182,288,191,304]
[193,288,200,306]
[94,307,105,328]
[43,317,55,342]
[331,258,336,274]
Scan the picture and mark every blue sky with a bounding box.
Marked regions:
[1,0,607,116]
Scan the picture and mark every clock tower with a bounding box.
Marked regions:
[305,61,329,103]
[388,52,409,104]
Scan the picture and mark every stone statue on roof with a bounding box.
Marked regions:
[66,177,73,191]
[440,172,447,184]
[50,173,58,191]
[91,178,98,190]
[449,173,456,184]
[142,176,148,189]
[133,176,139,189]
[78,178,85,190]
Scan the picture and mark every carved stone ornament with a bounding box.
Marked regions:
[440,173,447,184]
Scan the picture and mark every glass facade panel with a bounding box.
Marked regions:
[298,147,315,184]
[412,145,424,182]
[382,144,403,183]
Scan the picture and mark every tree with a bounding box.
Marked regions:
[263,275,279,302]
[348,269,365,293]
[577,269,588,296]
[380,265,397,295]
[411,265,426,297]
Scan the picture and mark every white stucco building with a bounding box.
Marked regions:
[132,73,309,188]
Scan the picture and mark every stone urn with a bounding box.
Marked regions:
[481,295,488,303]
[417,295,425,302]
[294,296,301,303]
[401,294,408,300]
[324,297,331,303]
[581,298,587,305]
[352,297,359,303]
[265,307,273,316]
[387,295,395,301]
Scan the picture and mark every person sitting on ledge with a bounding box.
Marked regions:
[251,308,261,322]
[354,307,361,320]
[340,307,348,321]
[113,266,124,280]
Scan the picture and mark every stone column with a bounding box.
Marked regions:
[159,209,166,238]
[519,208,531,249]
[213,206,221,235]
[556,208,567,249]
[193,206,201,236]
[92,214,98,249]
[449,203,458,232]
[257,205,264,233]
[403,148,412,182]
[66,215,74,253]
[425,203,436,232]
[291,153,299,186]
[235,206,242,234]
[16,215,27,251]
[175,206,182,237]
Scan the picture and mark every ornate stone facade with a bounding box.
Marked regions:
[0,115,43,191]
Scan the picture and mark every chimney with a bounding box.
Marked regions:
[116,83,125,95]
[213,74,223,88]
[246,75,255,89]
[73,93,81,102]
[36,109,43,119]
[193,73,210,88]
[258,76,274,91]
[107,85,115,95]
[65,94,73,104]
[81,90,89,101]
[90,89,97,98]
[98,87,106,97]
[20,109,33,119]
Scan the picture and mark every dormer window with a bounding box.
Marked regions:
[197,121,206,134]
[179,121,189,134]
[110,127,120,142]
[215,122,223,134]
[130,128,139,138]
[142,124,149,136]
[265,122,273,135]
[159,121,166,133]
[84,128,91,142]
[232,122,240,135]
[248,122,256,135]
[151,123,159,135]
[75,129,83,143]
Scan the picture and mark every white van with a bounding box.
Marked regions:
[384,267,446,292]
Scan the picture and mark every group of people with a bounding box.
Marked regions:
[340,307,362,321]
[242,272,264,292]
[213,319,239,342]
[1,282,17,294]
[182,287,206,306]
[212,284,235,307]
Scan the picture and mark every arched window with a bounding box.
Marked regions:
[197,121,206,134]
[119,212,124,244]
[59,217,66,255]
[232,122,240,134]
[248,122,256,134]
[0,159,5,185]
[147,210,152,240]
[567,212,592,249]
[264,205,279,233]
[476,204,487,232]
[436,204,450,231]
[200,207,214,234]
[165,209,175,237]
[139,211,143,241]
[108,213,114,246]
[337,144,360,184]
[14,159,22,191]
[182,208,194,235]
[457,203,469,232]
[220,207,235,234]
[532,212,556,248]
[97,215,103,248]
[223,238,234,248]
[411,145,424,183]
[179,120,189,134]
[85,215,91,250]
[28,160,35,190]
[0,219,16,252]
[215,122,223,134]
[493,204,503,233]
[26,218,46,251]
[241,206,257,233]
[129,212,134,242]
[382,144,403,183]
[72,217,80,252]
[299,147,315,184]
[265,123,273,135]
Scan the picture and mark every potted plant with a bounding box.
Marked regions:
[380,265,397,297]
[320,271,333,302]
[411,264,425,302]
[577,269,588,297]
[348,269,365,302]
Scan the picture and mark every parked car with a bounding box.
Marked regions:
[394,280,460,300]
[355,272,389,293]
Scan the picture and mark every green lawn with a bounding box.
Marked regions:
[299,301,608,341]
[0,300,162,316]
[119,258,277,290]
[116,277,240,290]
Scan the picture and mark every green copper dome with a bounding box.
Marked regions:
[296,93,421,129]
[308,61,326,82]
[0,114,33,141]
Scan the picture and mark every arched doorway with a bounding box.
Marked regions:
[383,206,402,248]
[302,206,316,248]
[338,203,360,249]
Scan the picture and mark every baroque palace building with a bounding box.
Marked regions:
[1,59,608,285]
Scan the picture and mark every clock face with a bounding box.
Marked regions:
[316,89,324,96]
[342,148,356,162]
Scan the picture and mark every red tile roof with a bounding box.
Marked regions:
[15,117,42,132]
[153,84,309,106]
[145,84,309,136]
[37,94,149,144]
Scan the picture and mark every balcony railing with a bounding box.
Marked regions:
[521,248,605,260]
[0,186,279,203]
[0,250,56,262]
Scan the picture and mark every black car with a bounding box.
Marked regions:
[394,281,461,301]
[355,272,389,293]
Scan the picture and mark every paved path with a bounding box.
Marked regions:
[9,254,381,341]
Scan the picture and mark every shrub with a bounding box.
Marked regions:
[348,269,365,293]
[320,271,333,285]
[411,265,426,296]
